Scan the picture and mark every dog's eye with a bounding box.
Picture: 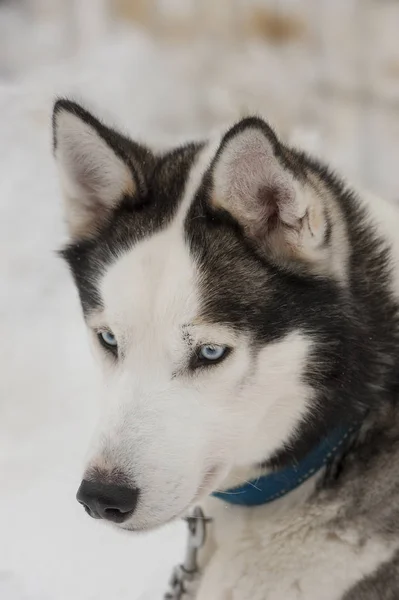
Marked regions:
[98,330,118,354]
[196,344,229,366]
[189,344,230,370]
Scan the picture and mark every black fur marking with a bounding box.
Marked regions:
[185,119,399,468]
[58,108,399,472]
[343,551,399,599]
[322,208,332,247]
[57,101,203,314]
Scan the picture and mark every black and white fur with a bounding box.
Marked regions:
[53,99,399,599]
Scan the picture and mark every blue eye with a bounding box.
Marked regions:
[98,330,117,350]
[199,344,228,363]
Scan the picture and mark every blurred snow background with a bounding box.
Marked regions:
[1,1,399,599]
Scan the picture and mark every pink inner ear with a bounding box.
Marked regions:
[213,127,299,239]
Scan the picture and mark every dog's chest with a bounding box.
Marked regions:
[196,483,397,600]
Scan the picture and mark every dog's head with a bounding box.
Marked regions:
[53,100,357,531]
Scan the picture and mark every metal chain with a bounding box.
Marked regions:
[164,507,212,600]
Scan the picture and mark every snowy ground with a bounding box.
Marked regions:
[1,5,399,599]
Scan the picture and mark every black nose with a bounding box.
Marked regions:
[76,479,139,523]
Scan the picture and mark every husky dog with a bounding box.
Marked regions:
[53,98,399,599]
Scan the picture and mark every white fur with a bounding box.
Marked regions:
[59,122,399,597]
[81,143,316,532]
[196,481,398,600]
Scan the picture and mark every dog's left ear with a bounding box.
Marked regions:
[211,118,328,269]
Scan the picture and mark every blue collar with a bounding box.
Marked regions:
[212,425,356,507]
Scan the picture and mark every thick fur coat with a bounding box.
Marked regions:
[53,99,399,599]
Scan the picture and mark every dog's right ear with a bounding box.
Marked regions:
[53,99,144,240]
